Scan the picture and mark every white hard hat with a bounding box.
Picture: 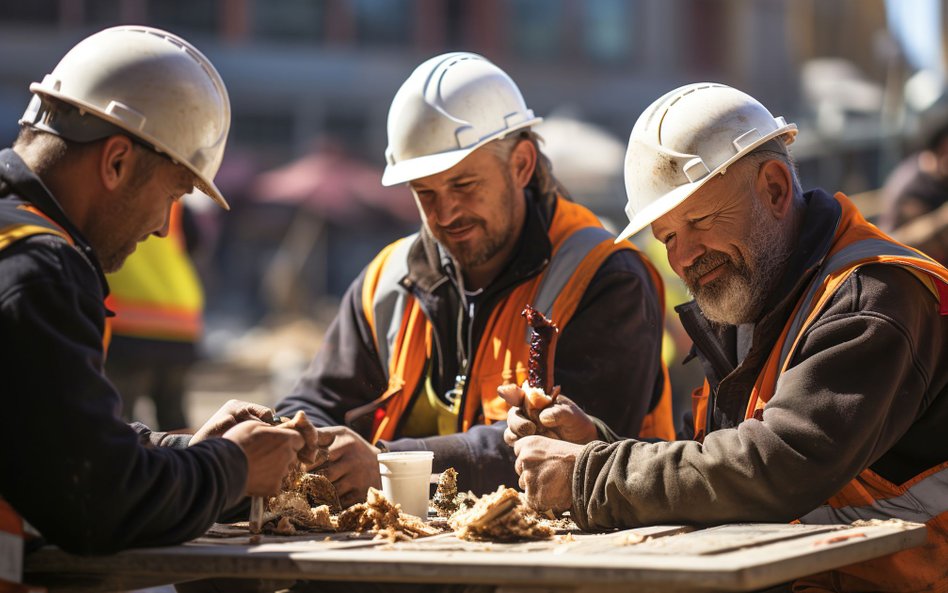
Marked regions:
[617,83,797,241]
[20,26,231,209]
[381,52,542,186]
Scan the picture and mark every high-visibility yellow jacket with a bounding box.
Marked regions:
[104,202,203,343]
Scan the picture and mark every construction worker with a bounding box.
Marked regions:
[508,83,948,592]
[276,52,672,507]
[0,26,315,581]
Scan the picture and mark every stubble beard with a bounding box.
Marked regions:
[92,182,148,274]
[687,198,793,326]
[436,173,517,270]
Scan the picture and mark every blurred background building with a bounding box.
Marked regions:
[1,0,945,425]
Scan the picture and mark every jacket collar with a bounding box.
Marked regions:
[677,189,842,381]
[0,148,109,294]
[401,187,556,298]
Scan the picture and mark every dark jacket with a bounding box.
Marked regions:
[278,189,665,494]
[573,189,948,530]
[0,149,247,555]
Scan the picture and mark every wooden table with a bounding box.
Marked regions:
[24,520,926,593]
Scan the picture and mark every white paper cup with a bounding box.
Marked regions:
[377,451,434,519]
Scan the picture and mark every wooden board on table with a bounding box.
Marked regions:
[25,521,927,593]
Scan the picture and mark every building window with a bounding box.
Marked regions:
[253,0,325,42]
[148,0,218,35]
[231,112,296,153]
[583,0,631,64]
[0,0,59,24]
[83,0,124,26]
[510,0,563,60]
[354,0,413,47]
[324,106,370,159]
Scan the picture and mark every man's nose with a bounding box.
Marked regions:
[433,192,461,225]
[673,231,706,271]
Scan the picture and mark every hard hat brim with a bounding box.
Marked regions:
[616,182,697,242]
[381,148,475,187]
[381,116,543,186]
[195,179,230,211]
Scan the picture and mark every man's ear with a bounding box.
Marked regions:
[756,159,793,219]
[98,135,136,191]
[509,138,537,189]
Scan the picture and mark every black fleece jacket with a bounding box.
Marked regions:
[278,189,665,495]
[0,149,247,555]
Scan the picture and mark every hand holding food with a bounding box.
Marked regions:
[309,425,383,507]
[499,307,597,445]
[190,399,278,445]
[500,385,598,446]
[223,421,305,497]
[277,410,334,466]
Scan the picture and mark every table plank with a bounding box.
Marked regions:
[25,521,927,593]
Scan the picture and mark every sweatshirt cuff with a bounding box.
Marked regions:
[192,438,250,511]
[571,441,603,532]
[130,421,193,448]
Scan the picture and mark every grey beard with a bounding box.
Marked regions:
[695,207,792,326]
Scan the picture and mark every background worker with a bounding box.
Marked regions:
[277,52,672,506]
[509,83,948,592]
[106,201,205,430]
[878,103,948,265]
[0,26,313,578]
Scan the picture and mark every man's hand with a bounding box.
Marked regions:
[189,399,276,445]
[498,384,598,446]
[278,411,334,466]
[222,421,305,497]
[310,426,382,507]
[513,435,581,514]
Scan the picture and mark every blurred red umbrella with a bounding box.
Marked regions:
[251,144,418,225]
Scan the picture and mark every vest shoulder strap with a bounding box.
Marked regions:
[777,238,944,376]
[532,225,614,318]
[364,234,417,375]
[0,203,70,253]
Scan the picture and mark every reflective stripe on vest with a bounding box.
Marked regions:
[361,198,675,443]
[369,234,415,374]
[0,224,66,251]
[528,226,616,328]
[799,466,948,525]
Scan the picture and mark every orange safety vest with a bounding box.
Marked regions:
[693,193,948,592]
[104,202,203,342]
[357,197,675,444]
